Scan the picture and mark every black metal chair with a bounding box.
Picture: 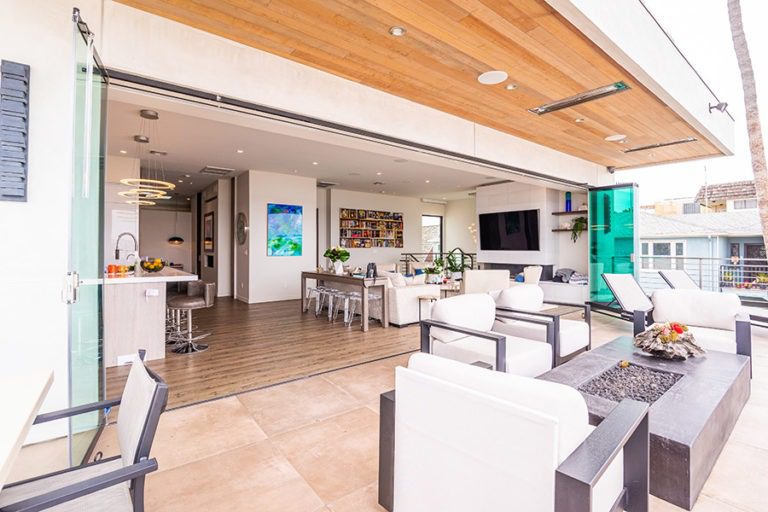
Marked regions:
[0,351,168,512]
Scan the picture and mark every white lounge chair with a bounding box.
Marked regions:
[378,353,650,512]
[421,293,552,377]
[658,269,699,290]
[492,285,591,367]
[602,273,751,360]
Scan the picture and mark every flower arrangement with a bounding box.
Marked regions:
[633,321,705,360]
[323,246,350,263]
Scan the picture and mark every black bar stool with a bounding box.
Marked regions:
[167,281,215,354]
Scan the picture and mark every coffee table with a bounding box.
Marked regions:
[539,336,750,510]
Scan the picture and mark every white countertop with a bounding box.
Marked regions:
[0,368,53,490]
[104,267,198,285]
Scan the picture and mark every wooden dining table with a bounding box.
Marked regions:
[0,368,53,491]
[301,271,389,332]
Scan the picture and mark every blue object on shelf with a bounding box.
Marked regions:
[514,274,525,282]
[565,191,572,212]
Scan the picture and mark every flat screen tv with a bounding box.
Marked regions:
[479,209,540,251]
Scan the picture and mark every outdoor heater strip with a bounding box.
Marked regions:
[623,137,697,153]
[528,82,630,115]
[0,60,30,202]
[106,69,590,190]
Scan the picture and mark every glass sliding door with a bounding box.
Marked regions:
[68,9,107,466]
[588,184,639,304]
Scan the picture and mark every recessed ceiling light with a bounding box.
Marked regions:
[478,70,508,85]
[293,170,298,173]
[574,118,585,123]
[376,172,382,176]
[312,161,318,165]
[505,83,518,91]
[442,197,447,200]
[605,134,627,142]
[388,26,406,37]
[425,179,430,183]
[177,179,183,183]
[236,149,244,154]
[119,150,127,154]
[184,174,191,178]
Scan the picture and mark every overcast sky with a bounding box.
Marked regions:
[615,0,768,204]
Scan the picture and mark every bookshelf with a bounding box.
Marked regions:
[339,208,404,248]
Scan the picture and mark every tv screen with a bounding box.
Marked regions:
[479,209,540,251]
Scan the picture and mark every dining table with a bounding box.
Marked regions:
[0,367,54,491]
[301,271,390,332]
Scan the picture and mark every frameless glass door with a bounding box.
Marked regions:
[588,184,639,304]
[68,10,107,465]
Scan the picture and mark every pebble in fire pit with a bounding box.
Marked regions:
[578,362,683,404]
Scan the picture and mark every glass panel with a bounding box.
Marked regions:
[652,243,671,256]
[589,185,638,303]
[421,215,442,255]
[69,26,106,466]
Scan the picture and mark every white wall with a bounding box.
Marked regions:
[0,0,104,442]
[246,171,317,303]
[444,198,478,253]
[138,209,193,270]
[327,190,445,268]
[317,188,330,266]
[104,155,140,266]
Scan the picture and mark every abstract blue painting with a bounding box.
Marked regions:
[267,203,303,256]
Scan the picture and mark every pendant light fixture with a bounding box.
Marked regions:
[121,109,175,206]
[168,209,184,246]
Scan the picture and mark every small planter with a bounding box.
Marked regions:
[333,260,344,275]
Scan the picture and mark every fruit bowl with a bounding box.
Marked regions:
[140,258,165,273]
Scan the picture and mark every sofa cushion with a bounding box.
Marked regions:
[430,294,496,343]
[408,352,582,461]
[686,326,737,354]
[404,273,426,286]
[431,334,552,378]
[652,289,742,331]
[495,285,544,312]
[492,318,589,357]
[462,270,510,294]
[381,271,407,288]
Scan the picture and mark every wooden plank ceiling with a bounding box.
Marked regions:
[116,0,723,169]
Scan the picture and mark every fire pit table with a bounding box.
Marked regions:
[539,336,750,510]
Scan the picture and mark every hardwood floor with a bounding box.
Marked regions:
[106,298,419,409]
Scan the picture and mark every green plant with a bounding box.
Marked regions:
[424,258,443,275]
[323,246,350,263]
[446,248,471,273]
[570,216,588,243]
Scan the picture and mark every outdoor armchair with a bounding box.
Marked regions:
[0,351,168,512]
[378,353,649,512]
[492,285,592,367]
[421,293,552,377]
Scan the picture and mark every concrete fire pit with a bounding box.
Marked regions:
[539,336,750,510]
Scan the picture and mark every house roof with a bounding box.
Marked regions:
[694,180,755,204]
[639,210,762,238]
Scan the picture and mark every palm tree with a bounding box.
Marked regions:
[728,0,768,253]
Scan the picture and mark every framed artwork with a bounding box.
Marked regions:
[203,212,215,252]
[267,203,303,256]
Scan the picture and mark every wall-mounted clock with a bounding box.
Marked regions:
[236,212,248,245]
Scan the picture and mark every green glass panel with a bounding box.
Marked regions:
[69,27,106,466]
[589,185,638,303]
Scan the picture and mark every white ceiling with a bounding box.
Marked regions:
[106,95,501,199]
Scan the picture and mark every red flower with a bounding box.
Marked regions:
[672,323,684,334]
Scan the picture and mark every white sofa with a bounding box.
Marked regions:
[380,353,649,512]
[379,270,440,326]
[424,293,552,377]
[493,285,591,367]
[460,269,510,294]
[650,288,751,356]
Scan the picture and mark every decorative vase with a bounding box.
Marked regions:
[451,271,463,281]
[333,260,344,275]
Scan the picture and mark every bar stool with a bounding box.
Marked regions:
[344,291,383,327]
[306,285,331,316]
[167,281,215,354]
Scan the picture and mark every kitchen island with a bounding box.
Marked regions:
[104,267,197,367]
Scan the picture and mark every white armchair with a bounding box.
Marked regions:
[378,353,650,512]
[492,285,592,367]
[422,293,552,377]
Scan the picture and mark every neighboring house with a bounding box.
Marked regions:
[694,180,757,212]
[638,209,765,291]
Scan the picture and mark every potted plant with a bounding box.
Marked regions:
[570,216,588,243]
[424,258,444,284]
[445,249,471,280]
[323,246,350,275]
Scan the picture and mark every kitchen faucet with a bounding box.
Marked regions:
[115,232,138,261]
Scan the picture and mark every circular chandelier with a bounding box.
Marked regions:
[126,199,156,206]
[118,188,168,200]
[119,178,175,190]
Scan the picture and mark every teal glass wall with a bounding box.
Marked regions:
[589,184,638,303]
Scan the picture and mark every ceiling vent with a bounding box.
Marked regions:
[199,165,235,176]
[317,181,338,188]
[528,81,630,115]
[623,137,697,153]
